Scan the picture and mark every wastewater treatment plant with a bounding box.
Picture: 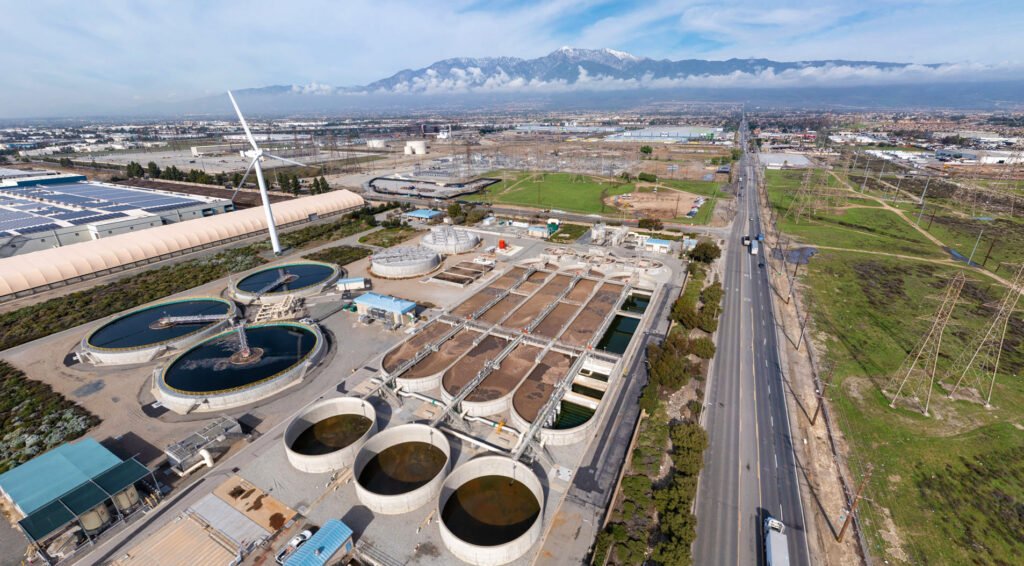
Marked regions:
[11,220,682,566]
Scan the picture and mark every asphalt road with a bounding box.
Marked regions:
[694,125,811,566]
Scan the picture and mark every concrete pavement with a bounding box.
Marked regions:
[695,125,811,566]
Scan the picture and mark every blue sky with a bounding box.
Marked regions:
[1,0,1021,117]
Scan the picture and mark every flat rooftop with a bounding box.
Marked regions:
[0,180,225,235]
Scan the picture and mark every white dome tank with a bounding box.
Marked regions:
[370,246,441,279]
[421,226,480,255]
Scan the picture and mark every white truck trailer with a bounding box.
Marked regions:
[764,517,790,566]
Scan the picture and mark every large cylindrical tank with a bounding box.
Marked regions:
[79,504,111,534]
[438,455,544,565]
[421,226,480,255]
[112,485,140,512]
[405,140,427,155]
[370,246,441,279]
[353,424,450,514]
[366,139,387,148]
[284,397,377,474]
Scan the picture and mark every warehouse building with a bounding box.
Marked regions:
[0,190,365,301]
[1,171,233,257]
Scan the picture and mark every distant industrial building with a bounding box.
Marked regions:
[1,170,233,257]
[759,153,812,169]
[605,126,724,143]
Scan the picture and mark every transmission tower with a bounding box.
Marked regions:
[886,270,966,416]
[946,263,1024,407]
[783,167,815,223]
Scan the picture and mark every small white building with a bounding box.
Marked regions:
[642,237,673,254]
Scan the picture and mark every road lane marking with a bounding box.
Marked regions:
[775,454,779,468]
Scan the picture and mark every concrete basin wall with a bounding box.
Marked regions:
[283,397,378,474]
[353,424,451,515]
[230,261,340,304]
[438,455,544,566]
[81,298,237,365]
[155,322,326,414]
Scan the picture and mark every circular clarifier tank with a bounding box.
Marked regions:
[353,424,450,514]
[82,297,236,365]
[155,322,324,414]
[439,455,544,566]
[231,261,339,302]
[284,397,377,474]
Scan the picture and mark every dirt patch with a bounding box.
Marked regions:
[877,506,909,563]
[606,187,702,220]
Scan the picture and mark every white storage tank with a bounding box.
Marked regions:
[366,139,387,149]
[353,424,450,515]
[438,455,545,565]
[421,226,480,255]
[370,246,441,279]
[284,397,378,474]
[404,140,428,155]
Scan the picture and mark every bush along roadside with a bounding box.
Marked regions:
[593,260,716,566]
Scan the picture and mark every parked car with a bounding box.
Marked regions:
[276,529,314,564]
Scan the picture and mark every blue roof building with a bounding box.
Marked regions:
[403,209,443,221]
[353,292,417,326]
[284,520,354,566]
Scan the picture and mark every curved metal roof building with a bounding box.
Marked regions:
[0,190,364,300]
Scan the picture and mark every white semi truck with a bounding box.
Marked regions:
[764,517,790,566]
[750,240,759,255]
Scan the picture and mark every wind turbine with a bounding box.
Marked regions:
[227,90,307,255]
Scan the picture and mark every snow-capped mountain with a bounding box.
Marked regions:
[174,47,1022,116]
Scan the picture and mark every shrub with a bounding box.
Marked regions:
[638,172,657,182]
[691,337,717,359]
[689,240,722,263]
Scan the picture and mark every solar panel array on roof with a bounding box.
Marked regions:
[69,213,126,225]
[0,181,214,236]
[18,223,60,234]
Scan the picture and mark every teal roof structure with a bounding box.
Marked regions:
[0,438,120,515]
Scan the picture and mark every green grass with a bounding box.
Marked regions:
[550,222,589,243]
[658,178,731,199]
[766,170,943,258]
[357,226,421,248]
[801,250,1024,565]
[922,214,1024,270]
[464,171,634,214]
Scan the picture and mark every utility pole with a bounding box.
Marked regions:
[811,361,836,426]
[916,175,932,225]
[967,228,984,265]
[796,294,812,351]
[837,465,873,542]
[981,239,997,268]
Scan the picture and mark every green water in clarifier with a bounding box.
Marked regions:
[291,414,371,456]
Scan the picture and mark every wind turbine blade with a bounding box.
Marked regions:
[227,90,259,150]
[263,153,307,168]
[229,158,258,202]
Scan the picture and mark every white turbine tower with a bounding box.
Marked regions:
[227,91,306,255]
